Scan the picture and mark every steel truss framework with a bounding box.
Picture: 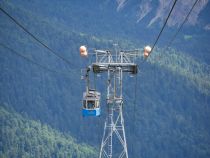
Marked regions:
[89,49,140,158]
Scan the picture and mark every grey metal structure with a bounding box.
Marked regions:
[87,49,141,158]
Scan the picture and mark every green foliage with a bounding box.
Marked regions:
[0,1,210,158]
[184,35,193,40]
[0,106,97,158]
[148,48,210,95]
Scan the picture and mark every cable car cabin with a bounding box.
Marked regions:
[82,89,101,117]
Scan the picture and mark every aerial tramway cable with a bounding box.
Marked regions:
[132,0,200,156]
[0,6,73,67]
[131,0,179,156]
[0,43,74,78]
[146,0,178,59]
[134,0,179,121]
[166,0,200,49]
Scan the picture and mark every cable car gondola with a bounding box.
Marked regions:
[82,89,101,117]
[80,51,101,117]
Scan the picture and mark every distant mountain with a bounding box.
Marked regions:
[115,0,210,63]
[2,0,209,64]
[116,0,210,28]
[0,0,210,158]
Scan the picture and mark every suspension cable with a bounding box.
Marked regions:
[147,0,178,58]
[0,43,73,78]
[0,6,73,67]
[166,0,200,49]
[132,1,178,154]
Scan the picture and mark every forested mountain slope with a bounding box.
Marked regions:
[0,0,210,158]
[0,106,97,158]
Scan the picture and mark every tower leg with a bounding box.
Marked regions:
[99,101,128,158]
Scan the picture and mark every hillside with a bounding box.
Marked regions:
[0,0,210,158]
[0,106,97,158]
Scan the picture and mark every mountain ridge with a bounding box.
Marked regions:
[0,0,210,157]
[116,0,210,28]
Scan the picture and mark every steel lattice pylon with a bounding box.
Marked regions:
[84,49,141,158]
[99,66,128,158]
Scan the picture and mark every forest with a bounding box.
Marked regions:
[0,106,97,158]
[0,0,210,158]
